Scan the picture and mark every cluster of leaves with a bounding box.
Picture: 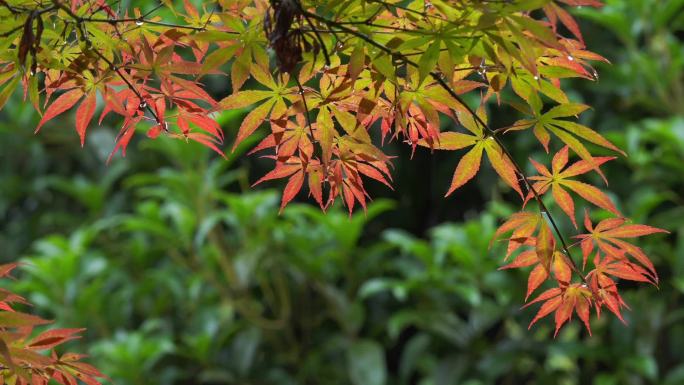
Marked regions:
[0,0,669,335]
[0,264,105,385]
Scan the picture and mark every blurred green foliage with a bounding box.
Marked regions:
[1,0,683,384]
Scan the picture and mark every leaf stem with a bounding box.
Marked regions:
[292,74,316,142]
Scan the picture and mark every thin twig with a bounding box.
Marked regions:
[293,74,316,141]
[298,5,331,66]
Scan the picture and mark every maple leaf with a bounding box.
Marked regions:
[499,219,573,299]
[511,103,623,178]
[526,145,619,227]
[333,137,393,215]
[587,252,653,287]
[576,215,668,280]
[217,66,292,151]
[501,249,574,300]
[394,71,485,155]
[252,159,305,212]
[492,211,541,257]
[417,107,523,197]
[0,264,106,385]
[525,283,593,336]
[584,261,630,323]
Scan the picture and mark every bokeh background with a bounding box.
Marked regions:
[1,0,683,384]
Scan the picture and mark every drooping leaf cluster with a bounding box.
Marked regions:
[0,264,106,385]
[0,0,668,338]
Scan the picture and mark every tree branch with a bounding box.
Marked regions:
[301,9,587,283]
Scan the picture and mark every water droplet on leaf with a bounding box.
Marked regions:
[591,69,599,80]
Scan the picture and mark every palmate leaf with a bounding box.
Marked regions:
[526,146,619,227]
[584,254,631,323]
[217,66,292,151]
[498,217,573,300]
[525,283,593,336]
[500,249,572,301]
[576,215,668,278]
[492,211,541,257]
[514,103,623,178]
[417,110,522,198]
[252,159,311,212]
[590,253,653,284]
[0,264,106,385]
